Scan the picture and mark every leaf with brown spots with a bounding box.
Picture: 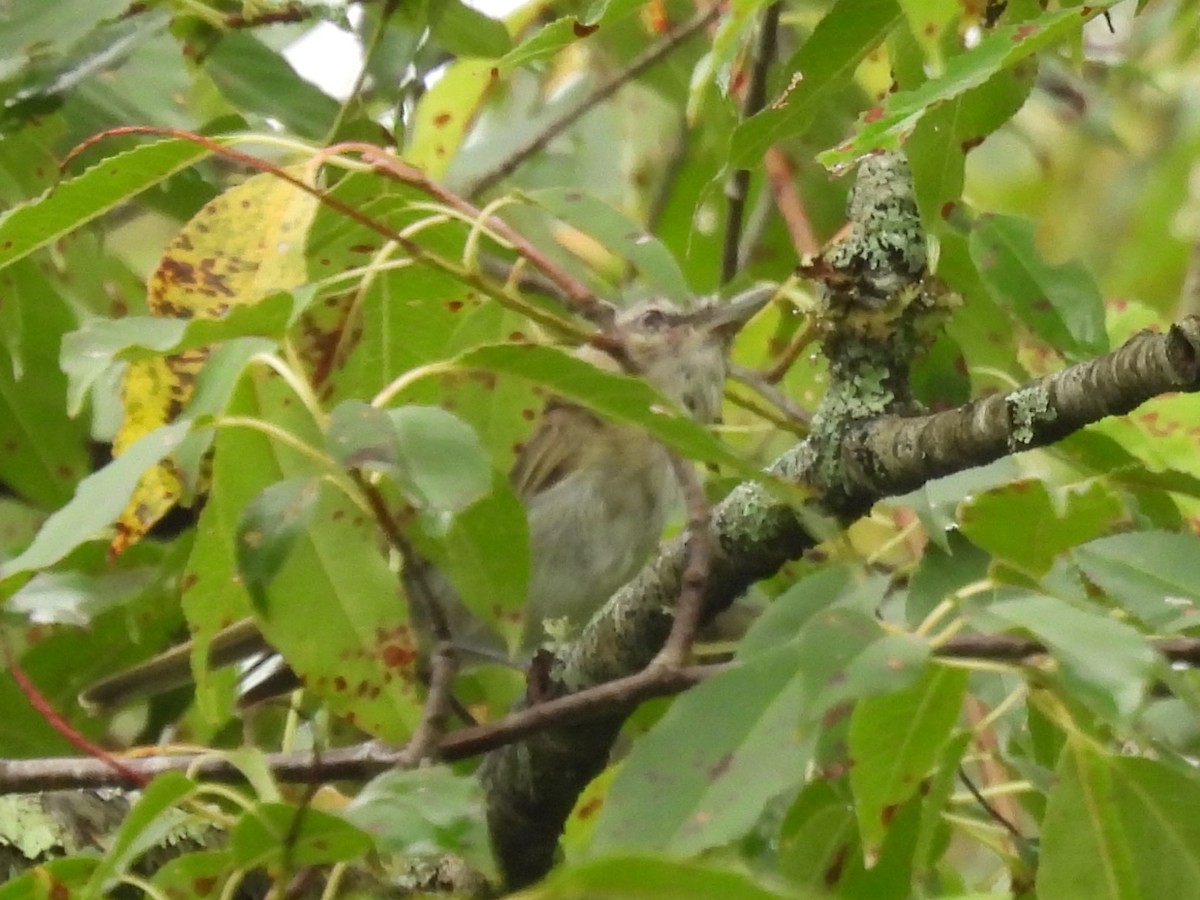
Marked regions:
[847,665,967,860]
[110,169,320,556]
[409,60,499,179]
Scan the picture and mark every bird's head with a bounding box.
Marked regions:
[613,284,775,423]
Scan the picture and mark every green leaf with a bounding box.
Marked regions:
[429,0,512,58]
[537,856,804,899]
[206,33,340,141]
[848,665,968,859]
[408,60,499,179]
[0,857,99,900]
[85,772,199,895]
[0,259,90,508]
[494,0,643,72]
[213,369,423,740]
[0,139,212,274]
[730,0,903,167]
[325,399,401,472]
[817,3,1120,170]
[590,644,814,856]
[440,478,529,647]
[778,781,858,890]
[1038,741,1142,899]
[905,67,1035,226]
[345,766,491,872]
[1072,531,1200,633]
[968,214,1109,359]
[593,608,928,855]
[61,291,297,415]
[229,802,372,868]
[151,850,235,897]
[236,477,321,610]
[0,420,192,579]
[739,565,884,656]
[389,405,492,513]
[326,401,493,514]
[1107,757,1200,897]
[957,478,1123,575]
[521,189,692,303]
[897,0,958,71]
[980,593,1158,723]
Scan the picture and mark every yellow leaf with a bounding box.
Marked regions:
[110,168,320,556]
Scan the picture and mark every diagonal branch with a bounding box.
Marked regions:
[465,6,721,199]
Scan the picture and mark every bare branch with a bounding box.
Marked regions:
[11,631,1200,796]
[652,455,714,669]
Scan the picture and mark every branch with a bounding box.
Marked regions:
[0,666,721,794]
[838,318,1200,510]
[652,455,715,669]
[465,6,720,199]
[477,153,1200,888]
[721,3,782,283]
[8,632,1200,795]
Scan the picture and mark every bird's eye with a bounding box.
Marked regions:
[638,308,669,330]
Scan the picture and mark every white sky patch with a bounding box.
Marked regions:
[284,20,364,99]
[286,0,526,100]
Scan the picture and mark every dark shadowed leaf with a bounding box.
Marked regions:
[236,477,320,609]
[0,420,191,579]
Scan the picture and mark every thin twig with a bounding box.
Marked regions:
[9,630,1200,794]
[764,147,821,258]
[3,639,148,788]
[764,319,818,383]
[61,127,599,340]
[729,363,812,426]
[957,766,1026,844]
[331,142,617,329]
[12,627,1200,794]
[465,5,721,199]
[653,455,715,668]
[323,0,399,144]
[0,665,724,793]
[398,641,459,765]
[721,2,782,284]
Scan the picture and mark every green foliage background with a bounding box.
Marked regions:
[2,0,1200,896]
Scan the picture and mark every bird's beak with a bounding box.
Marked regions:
[692,284,776,340]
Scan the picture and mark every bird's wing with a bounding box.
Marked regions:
[509,401,608,500]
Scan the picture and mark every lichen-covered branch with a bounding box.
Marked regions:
[840,318,1200,507]
[478,152,1200,889]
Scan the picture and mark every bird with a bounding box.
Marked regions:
[79,285,774,711]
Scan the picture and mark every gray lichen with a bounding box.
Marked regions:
[800,151,956,512]
[1007,384,1056,449]
[823,153,927,310]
